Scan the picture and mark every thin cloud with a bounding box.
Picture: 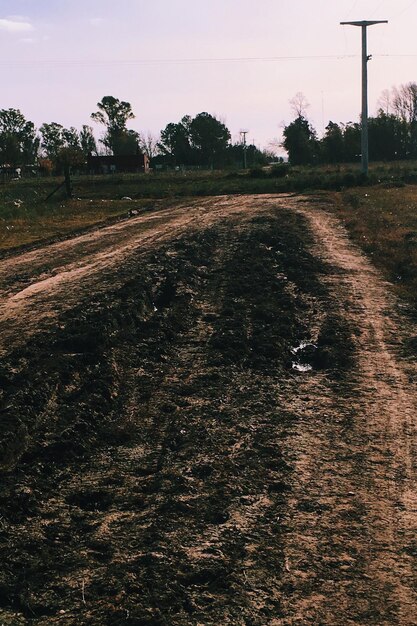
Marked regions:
[0,17,34,33]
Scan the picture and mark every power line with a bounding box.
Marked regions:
[1,54,360,68]
[345,0,360,20]
[371,0,388,18]
[1,52,414,70]
[377,53,417,57]
[390,0,417,19]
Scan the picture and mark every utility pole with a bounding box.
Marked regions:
[340,20,387,176]
[240,130,248,169]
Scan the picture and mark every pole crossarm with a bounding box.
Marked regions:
[340,20,388,26]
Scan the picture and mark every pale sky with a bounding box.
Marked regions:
[1,0,416,151]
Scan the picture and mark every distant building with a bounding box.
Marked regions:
[0,165,22,182]
[87,153,149,174]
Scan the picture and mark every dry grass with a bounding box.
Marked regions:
[328,184,417,308]
[0,200,124,250]
[2,169,417,309]
[0,178,173,251]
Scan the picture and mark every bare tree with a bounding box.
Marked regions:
[377,88,392,115]
[289,92,310,118]
[139,131,160,159]
[267,137,281,156]
[392,82,417,124]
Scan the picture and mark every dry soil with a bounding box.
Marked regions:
[0,195,416,625]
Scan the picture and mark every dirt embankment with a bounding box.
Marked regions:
[0,195,415,625]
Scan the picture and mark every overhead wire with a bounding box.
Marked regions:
[371,0,388,18]
[3,52,417,69]
[389,0,417,19]
[344,0,359,20]
[377,53,417,57]
[3,2,415,72]
[1,54,361,68]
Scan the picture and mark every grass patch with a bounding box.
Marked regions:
[328,185,417,309]
[2,161,417,251]
[0,177,176,251]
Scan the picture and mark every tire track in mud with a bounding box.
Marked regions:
[0,196,249,357]
[0,195,416,625]
[278,201,417,625]
[0,199,332,625]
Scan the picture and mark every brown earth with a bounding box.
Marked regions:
[0,195,416,625]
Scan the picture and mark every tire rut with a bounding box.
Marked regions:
[278,201,417,625]
[0,195,416,625]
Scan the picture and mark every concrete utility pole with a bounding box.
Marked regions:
[340,20,387,176]
[240,130,248,169]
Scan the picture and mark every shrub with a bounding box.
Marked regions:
[248,167,267,178]
[269,164,290,178]
[342,172,357,187]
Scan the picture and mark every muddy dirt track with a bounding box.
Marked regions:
[0,195,416,625]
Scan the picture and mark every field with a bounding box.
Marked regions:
[2,163,417,311]
[330,185,417,306]
[0,173,416,624]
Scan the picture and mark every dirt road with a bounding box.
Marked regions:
[0,197,246,356]
[0,195,416,625]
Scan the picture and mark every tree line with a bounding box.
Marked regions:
[282,83,417,166]
[2,82,417,172]
[0,96,270,172]
[0,96,135,172]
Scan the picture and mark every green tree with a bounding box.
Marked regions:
[342,122,361,162]
[41,123,92,164]
[282,116,318,165]
[227,142,269,168]
[321,121,345,163]
[55,146,85,175]
[62,127,81,150]
[368,111,407,161]
[158,118,193,165]
[0,108,39,166]
[79,125,97,157]
[91,96,136,155]
[39,122,65,160]
[112,129,140,156]
[189,112,231,168]
[158,113,231,167]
